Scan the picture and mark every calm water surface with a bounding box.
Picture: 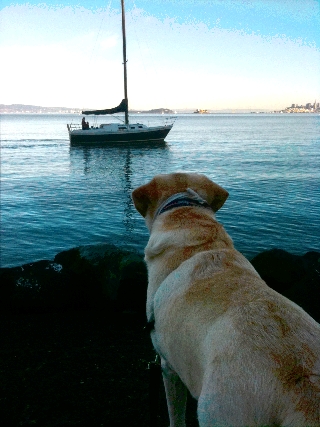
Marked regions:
[1,113,319,267]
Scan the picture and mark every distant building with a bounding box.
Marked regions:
[277,100,319,114]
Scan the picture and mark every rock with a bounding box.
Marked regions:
[117,253,149,315]
[251,249,320,322]
[0,260,68,313]
[55,244,148,313]
[0,244,147,315]
[1,245,319,323]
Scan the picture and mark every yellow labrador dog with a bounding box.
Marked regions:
[132,172,320,427]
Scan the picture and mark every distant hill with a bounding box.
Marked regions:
[0,104,81,114]
[130,108,174,114]
[0,104,174,114]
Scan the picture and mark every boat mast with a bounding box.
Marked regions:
[121,0,129,124]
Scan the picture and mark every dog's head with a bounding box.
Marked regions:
[132,173,229,228]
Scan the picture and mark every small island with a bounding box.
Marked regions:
[194,109,209,114]
[129,108,174,114]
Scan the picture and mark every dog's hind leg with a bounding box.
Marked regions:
[161,358,187,427]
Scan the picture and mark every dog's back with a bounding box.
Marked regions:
[196,267,320,426]
[153,246,320,426]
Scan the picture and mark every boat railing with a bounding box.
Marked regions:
[67,123,82,131]
[164,116,177,126]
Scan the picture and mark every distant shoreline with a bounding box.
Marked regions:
[1,103,319,115]
[0,104,175,115]
[2,111,319,115]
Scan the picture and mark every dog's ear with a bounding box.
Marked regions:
[204,182,229,212]
[131,186,149,217]
[132,180,158,217]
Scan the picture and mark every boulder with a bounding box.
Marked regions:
[0,244,147,315]
[251,249,320,322]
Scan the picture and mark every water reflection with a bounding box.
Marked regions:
[122,149,134,237]
[69,143,169,247]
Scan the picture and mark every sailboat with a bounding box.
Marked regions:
[67,0,174,145]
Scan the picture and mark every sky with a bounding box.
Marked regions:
[1,0,319,110]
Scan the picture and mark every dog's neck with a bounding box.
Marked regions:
[145,189,217,321]
[154,188,211,220]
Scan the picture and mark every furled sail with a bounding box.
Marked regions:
[82,99,128,115]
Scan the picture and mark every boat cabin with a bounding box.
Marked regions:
[99,123,147,132]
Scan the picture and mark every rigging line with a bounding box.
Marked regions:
[130,0,170,114]
[82,0,113,116]
[128,1,149,81]
[89,0,113,68]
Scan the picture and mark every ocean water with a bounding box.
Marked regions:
[1,113,319,268]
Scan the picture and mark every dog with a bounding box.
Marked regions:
[132,172,320,427]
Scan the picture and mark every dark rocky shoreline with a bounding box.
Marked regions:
[0,245,319,426]
[0,244,148,316]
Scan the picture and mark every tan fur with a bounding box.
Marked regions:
[132,172,320,427]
